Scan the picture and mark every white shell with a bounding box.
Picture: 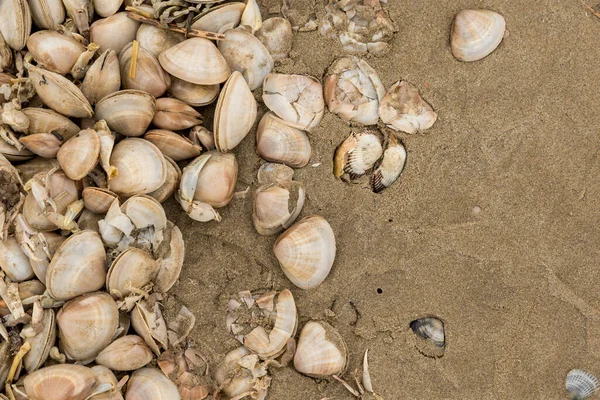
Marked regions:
[333,130,383,179]
[273,215,336,290]
[57,128,100,180]
[0,236,35,281]
[256,112,311,168]
[293,321,347,378]
[96,335,153,371]
[106,248,158,298]
[81,49,121,105]
[253,182,305,236]
[23,364,97,400]
[256,18,293,60]
[27,30,85,75]
[89,12,140,54]
[566,369,599,400]
[451,9,506,62]
[371,135,406,193]
[136,24,184,59]
[192,151,238,208]
[378,81,437,134]
[23,308,56,372]
[0,0,31,50]
[95,90,156,137]
[191,2,245,33]
[126,368,181,400]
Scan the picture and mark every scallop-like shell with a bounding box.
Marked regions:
[293,321,348,378]
[159,37,230,85]
[57,128,100,180]
[214,71,257,152]
[255,17,293,60]
[168,77,220,107]
[333,130,383,179]
[144,129,201,161]
[378,81,437,134]
[57,292,119,362]
[136,24,184,59]
[120,42,171,98]
[81,50,121,105]
[191,2,245,33]
[27,30,85,75]
[0,0,31,50]
[95,90,156,137]
[253,182,305,236]
[256,112,311,168]
[126,368,181,400]
[371,135,406,193]
[451,9,506,62]
[0,236,35,282]
[23,308,56,372]
[46,230,107,301]
[96,335,153,371]
[273,215,336,290]
[28,65,93,118]
[23,364,97,400]
[566,369,599,400]
[29,0,65,30]
[90,12,140,54]
[218,28,273,91]
[22,108,80,140]
[82,187,119,214]
[106,247,158,298]
[152,98,202,131]
[262,73,325,131]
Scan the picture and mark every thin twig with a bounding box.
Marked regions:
[126,7,227,40]
[580,0,600,18]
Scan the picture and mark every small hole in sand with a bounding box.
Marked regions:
[377,288,383,294]
[388,218,393,222]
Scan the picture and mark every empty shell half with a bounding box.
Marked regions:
[273,215,336,290]
[370,134,406,193]
[95,90,156,137]
[451,9,506,62]
[256,112,311,168]
[566,369,599,400]
[23,364,97,400]
[256,17,293,60]
[96,335,153,371]
[410,316,446,358]
[253,181,305,236]
[334,129,383,180]
[293,321,348,378]
[378,81,437,134]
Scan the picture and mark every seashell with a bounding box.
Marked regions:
[131,299,168,355]
[273,215,336,290]
[333,130,383,179]
[119,42,171,98]
[136,24,184,59]
[90,365,124,400]
[0,236,35,282]
[120,194,167,233]
[57,292,119,362]
[257,162,294,186]
[82,187,119,214]
[566,369,599,400]
[153,221,184,293]
[213,347,256,398]
[213,71,257,152]
[46,230,107,301]
[0,140,34,162]
[144,129,202,162]
[108,138,167,197]
[189,125,215,150]
[93,0,122,17]
[410,317,445,358]
[57,128,100,180]
[90,12,141,54]
[324,56,385,125]
[23,364,97,400]
[23,308,56,373]
[451,9,506,62]
[152,98,202,131]
[81,49,121,105]
[159,37,230,85]
[95,90,156,137]
[168,77,219,107]
[148,155,180,203]
[27,30,86,75]
[29,0,65,30]
[191,3,245,33]
[77,209,102,233]
[240,0,262,33]
[253,182,305,236]
[186,151,237,208]
[22,108,80,140]
[255,17,293,60]
[19,133,63,158]
[371,134,406,193]
[96,335,153,371]
[263,73,324,131]
[106,247,158,298]
[293,321,348,378]
[27,65,93,118]
[378,81,437,134]
[126,368,181,400]
[218,28,273,91]
[62,0,93,38]
[256,112,311,168]
[0,0,31,50]
[15,157,59,182]
[29,232,66,283]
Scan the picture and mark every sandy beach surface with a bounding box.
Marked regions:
[164,0,600,397]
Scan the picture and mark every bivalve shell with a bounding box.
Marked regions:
[120,42,171,98]
[256,18,293,60]
[29,0,65,30]
[81,49,121,105]
[95,90,156,137]
[0,236,35,282]
[253,182,305,236]
[27,30,86,75]
[90,12,140,54]
[152,98,202,131]
[168,77,220,107]
[57,128,100,180]
[106,247,159,298]
[451,9,506,62]
[256,112,311,168]
[136,24,184,59]
[126,368,181,400]
[22,108,80,140]
[566,369,599,400]
[293,321,348,378]
[23,364,97,400]
[96,335,153,371]
[333,130,383,179]
[378,81,437,134]
[190,151,238,208]
[23,308,56,372]
[0,0,31,50]
[82,187,119,214]
[370,134,406,193]
[144,129,201,162]
[191,2,245,33]
[93,0,122,17]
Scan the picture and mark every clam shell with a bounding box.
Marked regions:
[106,247,159,298]
[28,65,93,118]
[333,130,383,179]
[191,2,245,33]
[378,81,437,134]
[191,151,238,208]
[19,133,62,158]
[152,98,202,131]
[218,28,273,91]
[82,187,119,214]
[22,108,80,140]
[136,24,184,59]
[153,222,184,293]
[57,128,100,180]
[262,73,324,131]
[23,308,56,372]
[131,300,168,355]
[0,0,31,50]
[57,292,119,362]
[120,194,166,231]
[158,37,230,85]
[27,30,86,75]
[256,112,311,168]
[451,9,506,62]
[81,49,121,105]
[120,42,171,98]
[253,182,305,236]
[214,71,257,152]
[90,365,122,400]
[213,347,254,397]
[293,321,348,378]
[371,135,406,193]
[93,0,122,17]
[256,17,293,60]
[96,335,153,371]
[148,155,181,203]
[89,12,141,54]
[273,215,336,290]
[46,230,107,301]
[566,369,599,400]
[95,90,156,137]
[144,129,201,161]
[0,236,35,282]
[23,364,97,400]
[168,77,220,107]
[410,317,445,347]
[29,0,65,30]
[126,368,181,400]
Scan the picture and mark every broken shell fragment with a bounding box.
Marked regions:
[95,90,156,137]
[96,335,153,371]
[566,369,599,400]
[334,130,383,179]
[274,215,336,290]
[371,135,406,193]
[263,73,325,131]
[57,128,101,180]
[153,221,184,293]
[152,98,202,131]
[294,321,348,378]
[410,316,445,358]
[256,18,293,60]
[23,364,97,400]
[451,9,506,62]
[256,112,311,168]
[23,308,56,373]
[378,81,437,134]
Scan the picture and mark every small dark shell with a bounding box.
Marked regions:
[410,317,445,358]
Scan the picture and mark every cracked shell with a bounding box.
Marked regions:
[253,182,305,236]
[378,81,437,134]
[256,112,311,168]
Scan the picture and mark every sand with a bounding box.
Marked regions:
[163,0,600,398]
